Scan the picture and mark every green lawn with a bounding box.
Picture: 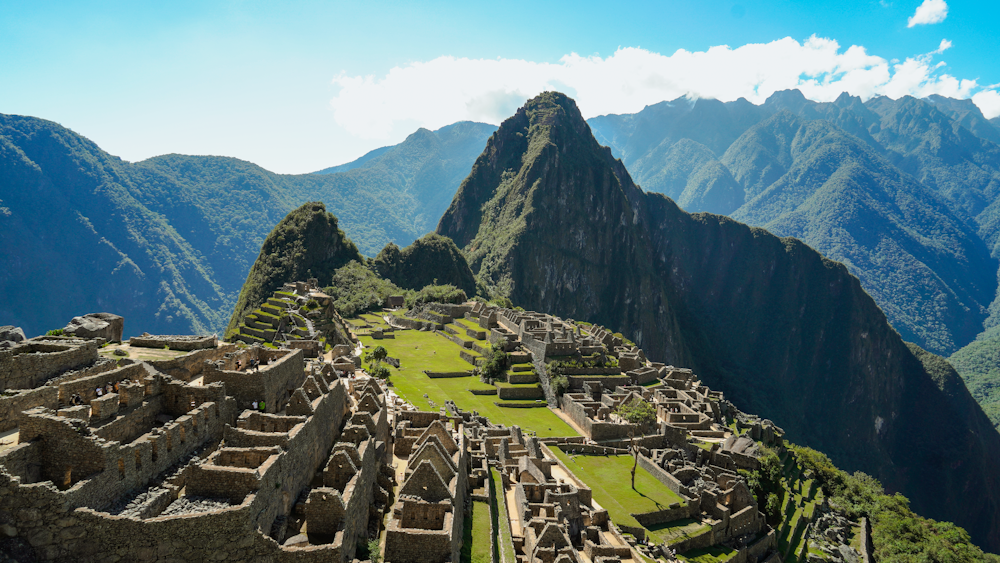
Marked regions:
[677,545,738,563]
[490,468,516,563]
[646,518,711,546]
[461,500,493,563]
[359,330,576,438]
[550,447,685,531]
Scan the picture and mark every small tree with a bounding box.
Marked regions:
[367,537,382,563]
[480,340,509,382]
[615,396,656,490]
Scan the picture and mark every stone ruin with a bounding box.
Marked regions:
[0,312,401,562]
[384,412,468,563]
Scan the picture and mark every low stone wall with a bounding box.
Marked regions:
[469,388,498,395]
[559,367,622,376]
[493,402,546,408]
[0,340,100,391]
[425,371,472,378]
[393,317,440,331]
[438,330,472,349]
[632,502,695,527]
[507,372,538,384]
[459,350,480,366]
[496,385,544,400]
[129,335,218,351]
[0,386,57,431]
[146,345,235,382]
[566,375,632,390]
[638,454,691,499]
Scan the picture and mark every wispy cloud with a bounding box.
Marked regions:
[330,36,999,139]
[908,0,948,27]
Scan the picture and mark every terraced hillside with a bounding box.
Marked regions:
[346,309,576,437]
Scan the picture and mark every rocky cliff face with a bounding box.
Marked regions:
[438,92,1000,550]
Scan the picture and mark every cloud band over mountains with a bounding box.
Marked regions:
[330,36,999,140]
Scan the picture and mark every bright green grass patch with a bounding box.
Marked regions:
[646,518,711,546]
[452,317,483,331]
[550,448,685,530]
[462,500,492,563]
[691,440,714,452]
[446,326,477,342]
[677,545,738,563]
[490,468,515,563]
[359,330,576,438]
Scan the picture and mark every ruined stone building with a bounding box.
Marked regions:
[0,316,396,562]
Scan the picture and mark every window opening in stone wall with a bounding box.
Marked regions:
[118,458,125,480]
[63,466,72,488]
[179,425,186,444]
[152,441,158,462]
[166,433,172,452]
[135,450,142,471]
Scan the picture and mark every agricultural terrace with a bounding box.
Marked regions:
[352,323,576,438]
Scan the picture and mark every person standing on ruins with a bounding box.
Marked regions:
[259,400,265,413]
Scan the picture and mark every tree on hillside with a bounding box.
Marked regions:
[615,396,656,490]
[365,345,389,379]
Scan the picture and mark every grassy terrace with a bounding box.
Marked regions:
[490,468,516,563]
[676,545,738,563]
[776,452,824,562]
[354,327,576,438]
[461,500,492,563]
[550,447,685,536]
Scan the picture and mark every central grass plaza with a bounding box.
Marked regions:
[353,325,576,438]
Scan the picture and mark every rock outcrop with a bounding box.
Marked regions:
[62,313,123,342]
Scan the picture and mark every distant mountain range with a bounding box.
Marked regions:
[587,91,1000,432]
[438,91,1000,551]
[0,115,494,338]
[4,90,1000,433]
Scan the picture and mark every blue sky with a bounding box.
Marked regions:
[2,0,998,173]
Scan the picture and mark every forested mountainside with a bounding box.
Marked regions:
[224,202,362,336]
[588,90,1000,358]
[438,92,1000,551]
[372,233,477,296]
[0,114,493,338]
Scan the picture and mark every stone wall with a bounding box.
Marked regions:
[0,340,100,391]
[141,344,235,381]
[0,386,57,432]
[203,349,305,412]
[129,335,218,351]
[637,454,691,499]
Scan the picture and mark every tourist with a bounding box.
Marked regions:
[236,360,242,371]
[259,400,266,412]
[252,401,258,411]
[95,387,102,397]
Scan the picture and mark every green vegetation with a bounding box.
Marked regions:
[550,447,684,533]
[324,261,407,318]
[950,327,1000,429]
[614,397,657,489]
[461,500,492,563]
[406,284,468,308]
[355,329,575,437]
[478,341,509,382]
[374,233,477,296]
[790,444,1000,563]
[45,329,64,336]
[226,202,361,337]
[489,468,515,563]
[676,545,737,563]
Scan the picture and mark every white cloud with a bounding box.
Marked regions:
[329,37,992,139]
[908,0,948,27]
[973,90,1000,119]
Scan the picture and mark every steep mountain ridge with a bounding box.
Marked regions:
[0,114,494,337]
[591,91,1000,357]
[438,92,1000,551]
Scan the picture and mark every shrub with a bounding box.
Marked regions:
[45,328,64,336]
